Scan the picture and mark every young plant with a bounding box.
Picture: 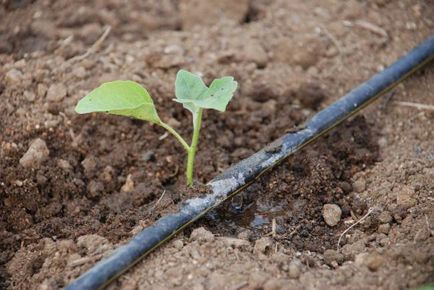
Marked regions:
[75,70,238,186]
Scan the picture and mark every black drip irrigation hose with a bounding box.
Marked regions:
[66,36,434,290]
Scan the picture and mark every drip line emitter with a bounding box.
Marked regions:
[67,36,434,290]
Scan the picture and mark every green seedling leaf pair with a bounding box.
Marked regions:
[75,70,238,186]
[175,71,237,113]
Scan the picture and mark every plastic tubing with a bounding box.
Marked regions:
[66,35,434,290]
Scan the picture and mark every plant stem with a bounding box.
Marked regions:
[159,122,190,151]
[186,108,203,186]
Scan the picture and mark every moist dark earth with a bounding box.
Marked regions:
[1,0,434,289]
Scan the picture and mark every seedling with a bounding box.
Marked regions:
[75,70,238,186]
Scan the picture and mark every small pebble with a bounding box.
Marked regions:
[24,90,36,102]
[46,83,67,102]
[322,204,342,227]
[190,227,215,243]
[377,223,390,234]
[396,185,416,209]
[172,239,184,250]
[121,174,135,193]
[57,159,72,171]
[14,180,23,186]
[353,178,366,193]
[5,68,23,85]
[19,138,50,168]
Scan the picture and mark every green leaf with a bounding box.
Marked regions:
[192,76,238,112]
[175,70,208,113]
[174,70,238,112]
[75,80,161,123]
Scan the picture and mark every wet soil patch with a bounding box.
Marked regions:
[206,116,380,252]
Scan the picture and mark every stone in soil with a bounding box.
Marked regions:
[23,90,36,102]
[322,204,342,227]
[121,174,135,193]
[19,138,50,168]
[377,223,390,234]
[57,159,72,171]
[353,177,367,193]
[190,227,215,243]
[172,239,184,250]
[46,83,67,102]
[5,69,23,85]
[395,185,416,209]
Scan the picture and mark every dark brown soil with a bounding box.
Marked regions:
[1,0,433,289]
[207,116,380,251]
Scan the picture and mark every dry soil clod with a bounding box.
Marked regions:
[19,138,50,168]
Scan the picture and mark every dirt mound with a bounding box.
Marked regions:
[1,0,433,289]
